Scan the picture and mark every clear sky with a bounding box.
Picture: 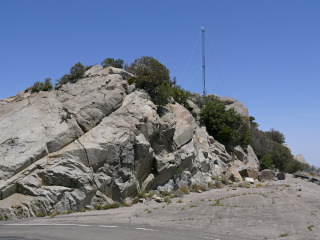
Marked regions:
[1,0,319,167]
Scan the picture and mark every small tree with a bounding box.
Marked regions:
[56,62,90,87]
[271,143,294,172]
[30,78,53,93]
[266,128,285,144]
[200,98,243,147]
[126,56,171,106]
[101,58,124,69]
[259,155,273,170]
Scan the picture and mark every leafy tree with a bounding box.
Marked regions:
[101,58,124,69]
[266,128,285,144]
[170,85,191,109]
[200,97,243,147]
[126,56,171,84]
[260,155,273,170]
[270,143,294,172]
[286,159,306,174]
[250,128,274,159]
[126,56,171,106]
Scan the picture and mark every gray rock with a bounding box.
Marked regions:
[259,169,276,181]
[276,172,286,180]
[238,166,259,180]
[226,165,242,182]
[0,64,261,220]
[220,97,249,118]
[141,174,155,191]
[174,171,192,188]
[170,103,195,149]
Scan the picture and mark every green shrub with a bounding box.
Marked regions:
[260,155,273,170]
[36,212,47,217]
[30,78,53,93]
[286,159,306,173]
[101,58,124,69]
[200,97,244,148]
[170,85,191,109]
[50,211,59,218]
[101,203,121,210]
[132,198,139,204]
[190,184,206,192]
[126,56,172,107]
[56,62,91,87]
[178,186,190,194]
[271,143,294,172]
[137,190,147,199]
[61,210,74,215]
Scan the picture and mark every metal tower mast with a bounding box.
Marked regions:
[201,27,206,96]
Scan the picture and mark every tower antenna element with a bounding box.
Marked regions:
[201,27,206,96]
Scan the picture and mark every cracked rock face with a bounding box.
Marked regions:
[0,66,259,220]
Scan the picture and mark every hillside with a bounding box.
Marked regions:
[0,66,260,220]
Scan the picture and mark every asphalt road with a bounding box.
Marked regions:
[0,222,225,240]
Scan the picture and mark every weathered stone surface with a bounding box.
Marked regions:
[220,97,249,118]
[226,165,242,182]
[141,174,155,191]
[170,103,195,149]
[238,166,259,180]
[0,65,260,220]
[174,171,192,188]
[259,169,276,181]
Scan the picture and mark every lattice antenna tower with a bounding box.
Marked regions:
[201,27,206,96]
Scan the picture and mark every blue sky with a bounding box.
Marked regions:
[1,0,319,167]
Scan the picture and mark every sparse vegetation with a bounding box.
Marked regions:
[164,197,172,205]
[61,210,74,215]
[50,211,59,218]
[279,233,288,237]
[307,225,314,231]
[29,78,53,93]
[190,184,207,192]
[178,186,190,195]
[93,203,122,210]
[56,62,91,88]
[36,212,47,217]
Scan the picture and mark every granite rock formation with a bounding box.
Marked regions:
[0,66,259,219]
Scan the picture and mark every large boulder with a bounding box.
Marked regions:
[238,166,259,180]
[226,165,242,182]
[220,97,249,118]
[259,169,276,181]
[276,172,286,180]
[170,103,195,149]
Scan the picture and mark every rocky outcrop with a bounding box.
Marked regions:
[220,97,249,118]
[294,154,307,164]
[0,66,259,220]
